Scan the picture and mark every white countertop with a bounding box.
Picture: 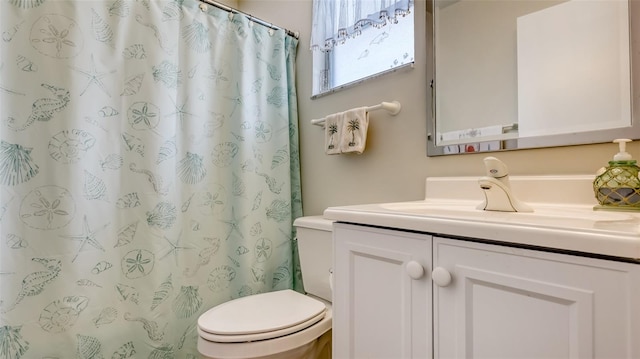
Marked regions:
[323,176,640,261]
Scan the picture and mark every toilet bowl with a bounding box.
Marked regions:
[197,216,334,359]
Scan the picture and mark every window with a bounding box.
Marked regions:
[311,0,415,97]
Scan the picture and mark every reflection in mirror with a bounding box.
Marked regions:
[428,0,639,156]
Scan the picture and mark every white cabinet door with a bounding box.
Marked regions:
[433,236,640,359]
[333,223,432,359]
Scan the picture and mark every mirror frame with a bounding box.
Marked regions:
[427,0,640,156]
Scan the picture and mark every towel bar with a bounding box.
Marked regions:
[311,101,401,126]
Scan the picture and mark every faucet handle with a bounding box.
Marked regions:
[478,157,533,213]
[483,156,509,178]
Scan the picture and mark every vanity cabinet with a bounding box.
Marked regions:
[333,223,640,359]
[332,223,432,359]
[433,236,640,359]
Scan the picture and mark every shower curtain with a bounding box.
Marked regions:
[0,0,302,357]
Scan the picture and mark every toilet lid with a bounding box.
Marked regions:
[198,289,327,343]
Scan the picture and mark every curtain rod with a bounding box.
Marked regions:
[197,0,300,39]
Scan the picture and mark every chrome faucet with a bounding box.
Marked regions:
[477,156,533,212]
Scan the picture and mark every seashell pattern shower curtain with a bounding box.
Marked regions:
[0,0,302,357]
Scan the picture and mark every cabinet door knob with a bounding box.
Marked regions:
[406,261,425,280]
[432,267,452,287]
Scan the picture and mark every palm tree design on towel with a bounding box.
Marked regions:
[327,123,338,149]
[346,119,360,147]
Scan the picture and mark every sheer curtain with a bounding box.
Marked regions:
[0,0,301,358]
[311,0,413,50]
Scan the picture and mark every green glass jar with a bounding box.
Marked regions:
[593,139,640,210]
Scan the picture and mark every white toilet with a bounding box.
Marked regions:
[197,216,334,359]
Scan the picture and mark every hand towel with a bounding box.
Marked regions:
[340,107,369,154]
[324,112,343,155]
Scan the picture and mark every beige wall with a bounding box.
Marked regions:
[239,0,639,216]
[217,0,238,8]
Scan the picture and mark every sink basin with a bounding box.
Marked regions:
[324,175,640,260]
[377,200,640,230]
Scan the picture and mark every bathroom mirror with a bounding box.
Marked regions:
[427,0,640,156]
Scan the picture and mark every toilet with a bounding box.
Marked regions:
[197,216,334,359]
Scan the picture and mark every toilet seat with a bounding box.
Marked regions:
[197,306,332,359]
[198,289,327,343]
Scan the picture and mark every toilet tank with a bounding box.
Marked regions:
[294,216,334,302]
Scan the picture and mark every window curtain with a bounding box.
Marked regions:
[311,0,413,51]
[0,0,302,358]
